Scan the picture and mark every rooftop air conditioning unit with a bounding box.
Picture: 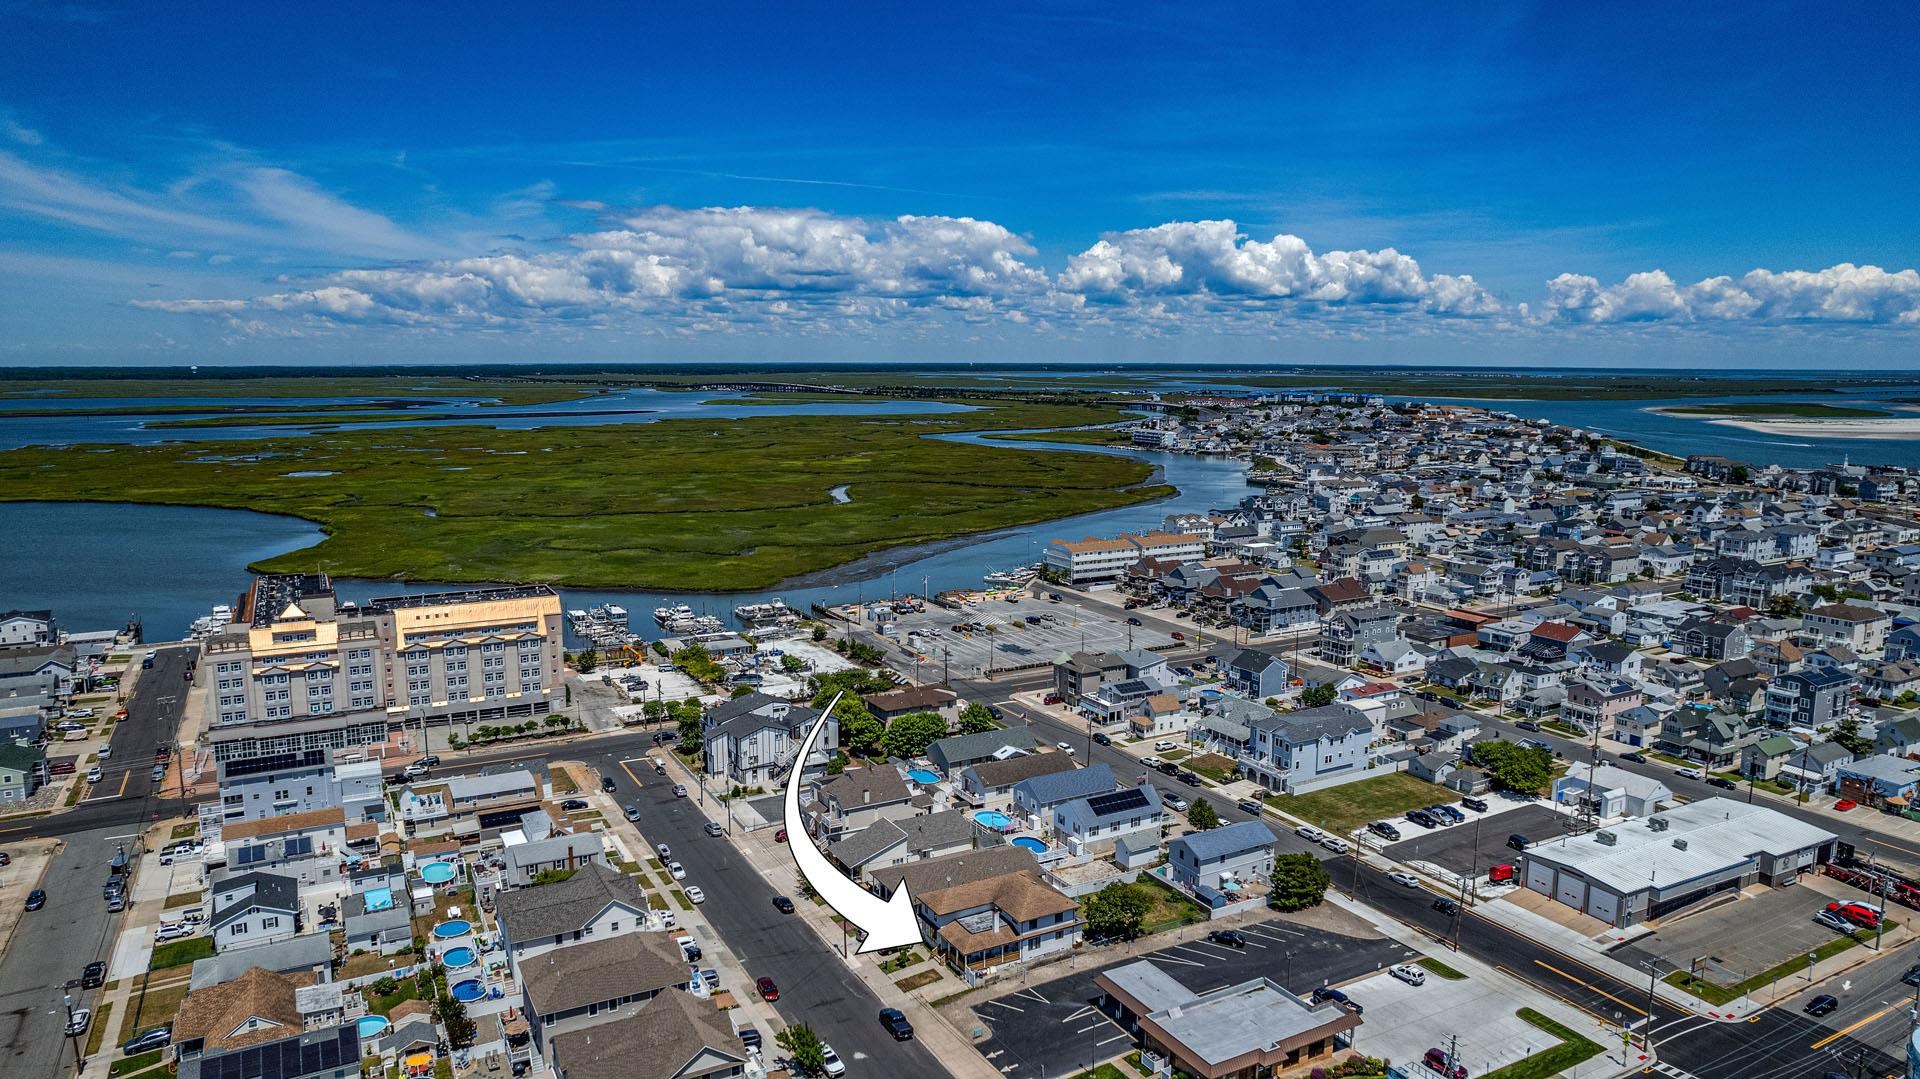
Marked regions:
[1672,838,1688,850]
[1595,831,1617,846]
[1648,817,1670,831]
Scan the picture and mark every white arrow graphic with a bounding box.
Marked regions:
[784,692,923,954]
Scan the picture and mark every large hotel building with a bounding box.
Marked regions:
[201,574,565,763]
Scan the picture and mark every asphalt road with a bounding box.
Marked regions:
[584,743,946,1076]
[0,644,195,1076]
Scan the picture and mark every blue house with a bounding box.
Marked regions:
[1241,703,1373,794]
[1226,649,1292,701]
[1011,764,1117,820]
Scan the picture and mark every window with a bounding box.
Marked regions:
[232,922,249,935]
[262,916,280,929]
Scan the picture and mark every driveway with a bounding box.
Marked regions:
[1383,804,1572,879]
[969,919,1413,1076]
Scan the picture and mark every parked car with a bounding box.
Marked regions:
[1311,987,1360,1012]
[772,895,795,914]
[560,798,589,810]
[1507,834,1530,851]
[1169,631,1185,640]
[97,744,111,760]
[63,1007,91,1037]
[1176,770,1201,785]
[1237,799,1263,815]
[85,766,102,783]
[1389,963,1426,986]
[154,922,195,943]
[1368,821,1402,841]
[1901,963,1920,988]
[623,805,642,822]
[704,822,724,837]
[672,784,688,797]
[1619,752,1648,764]
[879,1007,915,1040]
[1056,741,1076,754]
[1295,824,1327,842]
[121,1025,171,1054]
[1829,902,1881,929]
[1460,796,1488,813]
[657,843,672,859]
[1706,776,1738,790]
[24,889,45,911]
[1406,809,1440,828]
[685,886,706,904]
[1321,836,1351,854]
[668,862,686,880]
[1834,799,1858,811]
[107,894,126,913]
[1674,766,1705,780]
[80,961,105,989]
[1153,740,1178,752]
[1093,733,1111,746]
[1389,870,1420,889]
[1431,805,1466,823]
[1207,929,1246,948]
[403,761,431,779]
[738,1027,762,1051]
[601,776,618,793]
[820,1043,848,1077]
[1514,720,1541,732]
[755,976,779,1002]
[1162,792,1189,811]
[1424,1047,1467,1079]
[1805,994,1839,1017]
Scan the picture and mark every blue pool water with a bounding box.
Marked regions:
[420,861,457,884]
[443,946,477,968]
[363,887,393,912]
[432,919,471,939]
[973,810,1012,831]
[356,1015,389,1039]
[906,768,940,784]
[1012,837,1048,853]
[451,979,486,1003]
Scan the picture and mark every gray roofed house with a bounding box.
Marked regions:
[1011,763,1116,818]
[1243,703,1373,793]
[1054,784,1163,860]
[958,751,1079,804]
[547,988,746,1079]
[927,727,1038,774]
[520,931,690,1046]
[827,809,979,881]
[209,870,300,952]
[503,832,608,888]
[1168,819,1278,893]
[701,692,832,788]
[810,766,914,840]
[496,863,652,970]
[443,769,539,805]
[189,932,332,990]
[341,890,411,954]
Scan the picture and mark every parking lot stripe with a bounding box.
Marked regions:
[1075,1023,1105,1034]
[1243,926,1301,941]
[982,999,1025,1012]
[1096,1033,1132,1047]
[1060,1006,1094,1023]
[1019,988,1050,1004]
[1149,953,1205,968]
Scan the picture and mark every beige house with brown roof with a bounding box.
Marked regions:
[548,990,746,1079]
[174,965,316,1060]
[956,752,1078,806]
[219,806,347,890]
[520,931,691,1052]
[914,867,1079,977]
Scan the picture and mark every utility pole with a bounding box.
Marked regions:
[1641,961,1660,1053]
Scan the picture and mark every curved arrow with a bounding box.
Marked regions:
[784,692,924,954]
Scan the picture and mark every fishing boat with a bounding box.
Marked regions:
[188,604,234,640]
[733,599,800,628]
[569,604,639,647]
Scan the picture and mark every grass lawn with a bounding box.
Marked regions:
[895,969,943,992]
[108,1050,164,1078]
[367,977,425,1016]
[1132,875,1211,935]
[84,1001,114,1056]
[549,767,580,794]
[147,937,214,971]
[1067,1066,1129,1079]
[1185,753,1237,784]
[1157,748,1190,761]
[120,979,189,1041]
[1479,1009,1603,1079]
[1665,924,1887,1004]
[0,398,1167,591]
[163,891,201,909]
[1416,956,1468,980]
[341,950,407,980]
[1267,772,1453,835]
[168,822,198,840]
[672,889,694,911]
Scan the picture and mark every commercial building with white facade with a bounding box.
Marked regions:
[1046,532,1205,585]
[1519,798,1836,927]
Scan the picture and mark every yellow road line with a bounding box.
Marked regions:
[618,760,645,789]
[1534,959,1648,1016]
[116,771,130,796]
[1810,1002,1899,1050]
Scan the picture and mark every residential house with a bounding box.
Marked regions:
[1658,708,1760,769]
[956,752,1079,807]
[495,864,654,973]
[1232,584,1318,635]
[826,810,978,882]
[546,989,747,1079]
[340,888,411,955]
[1877,714,1920,758]
[1801,603,1893,657]
[1614,704,1665,748]
[700,692,833,788]
[1743,735,1803,781]
[520,931,691,1053]
[1764,667,1853,729]
[1859,660,1920,702]
[1360,639,1427,675]
[1054,652,1129,706]
[220,807,348,892]
[0,744,44,803]
[913,867,1079,977]
[209,871,301,952]
[1553,763,1671,819]
[863,684,963,731]
[503,832,609,889]
[1317,606,1401,666]
[927,728,1038,775]
[808,766,914,841]
[1670,617,1751,661]
[1012,764,1118,822]
[1052,785,1164,857]
[1835,756,1920,804]
[1241,703,1374,794]
[1560,680,1644,739]
[0,644,76,700]
[1167,819,1276,893]
[1225,649,1291,701]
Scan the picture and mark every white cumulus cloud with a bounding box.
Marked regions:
[1545,263,1920,325]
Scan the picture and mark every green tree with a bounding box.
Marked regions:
[811,624,828,642]
[881,711,949,759]
[1300,683,1338,708]
[1082,882,1153,942]
[1831,715,1874,756]
[1473,740,1554,793]
[1730,464,1750,484]
[957,702,1000,735]
[434,993,476,1049]
[574,648,598,674]
[1269,852,1332,912]
[1187,799,1220,830]
[1766,594,1803,618]
[835,698,884,758]
[775,1023,828,1075]
[808,668,894,709]
[676,700,704,747]
[781,654,806,674]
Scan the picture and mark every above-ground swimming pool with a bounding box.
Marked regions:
[906,768,940,784]
[973,810,1012,831]
[432,919,472,939]
[442,946,477,969]
[450,979,486,1003]
[356,1015,390,1039]
[1011,837,1049,853]
[419,861,457,885]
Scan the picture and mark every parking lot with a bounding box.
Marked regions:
[1338,966,1576,1076]
[1617,877,1865,988]
[1383,804,1576,880]
[873,592,1176,676]
[967,919,1413,1076]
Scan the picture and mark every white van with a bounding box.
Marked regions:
[1153,740,1177,752]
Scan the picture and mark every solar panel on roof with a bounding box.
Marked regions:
[1086,787,1150,817]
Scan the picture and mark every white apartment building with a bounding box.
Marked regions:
[1046,531,1206,585]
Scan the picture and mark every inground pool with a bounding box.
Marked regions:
[442,945,478,969]
[432,919,472,940]
[419,861,457,885]
[451,979,486,1003]
[973,810,1012,831]
[906,768,940,784]
[356,1015,390,1039]
[1012,837,1049,853]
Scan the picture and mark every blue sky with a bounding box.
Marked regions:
[1,1,1917,367]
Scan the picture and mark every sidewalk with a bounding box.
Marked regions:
[658,753,1004,1079]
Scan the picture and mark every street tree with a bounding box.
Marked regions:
[776,1024,828,1075]
[1187,799,1220,830]
[1082,882,1153,942]
[881,710,948,759]
[958,702,1000,734]
[1269,852,1333,912]
[1473,740,1554,793]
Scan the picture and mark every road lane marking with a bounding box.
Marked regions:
[617,759,646,788]
[116,772,129,796]
[1532,960,1647,1016]
[1060,1006,1094,1023]
[1810,1002,1899,1049]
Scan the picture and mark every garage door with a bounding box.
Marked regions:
[1526,860,1554,894]
[1587,887,1620,925]
[1555,873,1586,908]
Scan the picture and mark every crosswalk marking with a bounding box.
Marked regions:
[1646,1060,1701,1079]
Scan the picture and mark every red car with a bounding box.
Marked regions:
[1834,799,1858,811]
[774,828,788,843]
[1828,901,1881,929]
[756,976,779,1002]
[1170,631,1185,640]
[1043,693,1062,705]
